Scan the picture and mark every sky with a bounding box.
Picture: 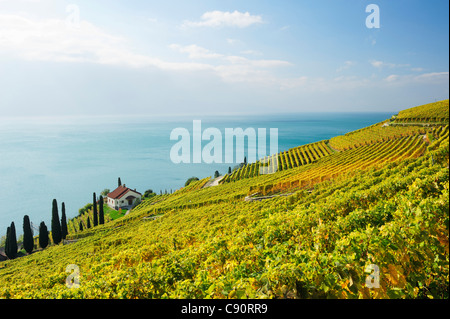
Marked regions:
[0,0,448,116]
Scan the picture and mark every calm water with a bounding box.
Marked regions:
[0,112,392,235]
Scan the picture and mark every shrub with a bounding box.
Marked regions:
[185,177,199,187]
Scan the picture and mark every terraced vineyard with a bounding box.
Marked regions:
[0,100,448,299]
[393,99,449,123]
[328,123,430,151]
[256,135,430,196]
[222,141,334,183]
[329,100,449,151]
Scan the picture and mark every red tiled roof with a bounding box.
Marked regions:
[107,185,141,199]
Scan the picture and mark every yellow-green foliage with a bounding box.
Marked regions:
[264,135,429,195]
[328,100,449,152]
[0,102,448,299]
[394,99,449,123]
[67,206,113,235]
[222,141,333,184]
[329,122,430,151]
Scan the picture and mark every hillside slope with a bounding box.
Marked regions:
[0,100,448,299]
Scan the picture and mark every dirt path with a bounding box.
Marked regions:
[244,192,295,202]
[202,175,225,188]
[63,239,79,245]
[326,143,341,153]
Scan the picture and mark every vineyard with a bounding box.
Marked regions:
[329,100,449,151]
[0,100,448,299]
[254,135,430,196]
[328,123,430,151]
[393,99,449,123]
[221,140,334,183]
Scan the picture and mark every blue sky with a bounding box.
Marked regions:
[0,0,448,116]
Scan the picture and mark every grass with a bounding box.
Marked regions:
[103,205,127,220]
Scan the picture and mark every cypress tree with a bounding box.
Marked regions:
[39,221,49,249]
[23,215,34,254]
[99,195,105,225]
[93,192,98,227]
[10,222,17,259]
[118,177,122,187]
[5,226,10,259]
[51,199,62,244]
[79,221,84,232]
[86,216,91,229]
[6,222,18,259]
[61,202,68,240]
[228,167,232,174]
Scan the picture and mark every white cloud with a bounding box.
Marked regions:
[0,13,294,86]
[213,55,291,83]
[0,14,120,63]
[166,43,292,83]
[169,44,223,59]
[279,71,448,93]
[279,75,374,92]
[383,72,449,84]
[0,14,212,71]
[413,72,449,82]
[336,61,355,72]
[225,55,291,67]
[278,76,309,90]
[241,50,263,56]
[371,60,431,74]
[370,60,410,69]
[226,38,239,45]
[370,60,385,68]
[385,74,399,82]
[248,59,292,68]
[182,10,263,28]
[213,64,268,83]
[2,12,445,94]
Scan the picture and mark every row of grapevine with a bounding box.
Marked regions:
[329,124,430,151]
[222,141,333,183]
[393,99,449,123]
[428,125,449,153]
[128,178,212,217]
[177,178,210,194]
[257,135,428,196]
[66,204,113,236]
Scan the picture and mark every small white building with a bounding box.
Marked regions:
[107,185,142,210]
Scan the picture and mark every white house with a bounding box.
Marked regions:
[107,184,142,210]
